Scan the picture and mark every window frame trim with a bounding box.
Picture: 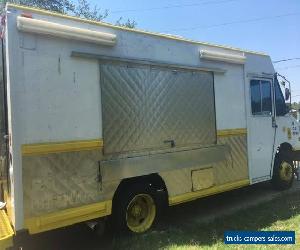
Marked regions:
[249,78,274,117]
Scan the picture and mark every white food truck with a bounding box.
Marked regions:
[0,3,299,248]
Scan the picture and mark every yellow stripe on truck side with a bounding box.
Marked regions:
[217,128,247,137]
[169,179,250,206]
[25,200,112,234]
[22,139,103,156]
[21,128,246,156]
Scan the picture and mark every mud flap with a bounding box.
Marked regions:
[0,210,14,249]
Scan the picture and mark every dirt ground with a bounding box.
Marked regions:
[15,180,300,250]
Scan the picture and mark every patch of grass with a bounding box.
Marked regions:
[114,191,300,250]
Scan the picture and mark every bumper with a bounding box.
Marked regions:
[0,210,14,250]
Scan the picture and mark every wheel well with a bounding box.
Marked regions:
[278,142,293,153]
[277,142,293,161]
[112,173,169,207]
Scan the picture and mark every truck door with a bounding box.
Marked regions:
[247,78,275,183]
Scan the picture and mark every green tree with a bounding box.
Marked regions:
[115,17,137,29]
[0,0,136,28]
[291,102,300,111]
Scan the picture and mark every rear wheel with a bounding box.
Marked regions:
[272,155,294,190]
[112,183,158,233]
[126,193,156,233]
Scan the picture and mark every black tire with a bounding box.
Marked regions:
[271,154,294,190]
[112,182,159,234]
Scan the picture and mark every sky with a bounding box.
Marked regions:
[90,0,300,101]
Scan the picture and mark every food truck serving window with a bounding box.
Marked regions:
[100,62,216,154]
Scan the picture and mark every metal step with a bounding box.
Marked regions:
[0,210,13,250]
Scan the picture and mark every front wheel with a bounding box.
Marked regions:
[112,183,158,233]
[271,155,294,190]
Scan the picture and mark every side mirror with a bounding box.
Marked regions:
[285,88,290,101]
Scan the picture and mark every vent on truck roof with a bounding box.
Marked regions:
[200,49,246,64]
[16,16,117,46]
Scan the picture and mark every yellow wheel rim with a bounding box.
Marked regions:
[279,161,293,182]
[126,193,156,233]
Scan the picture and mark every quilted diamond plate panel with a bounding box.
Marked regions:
[22,150,118,217]
[101,62,216,154]
[215,135,249,185]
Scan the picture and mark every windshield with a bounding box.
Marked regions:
[274,75,289,116]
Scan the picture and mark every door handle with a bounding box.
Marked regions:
[272,117,278,128]
[164,139,175,148]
